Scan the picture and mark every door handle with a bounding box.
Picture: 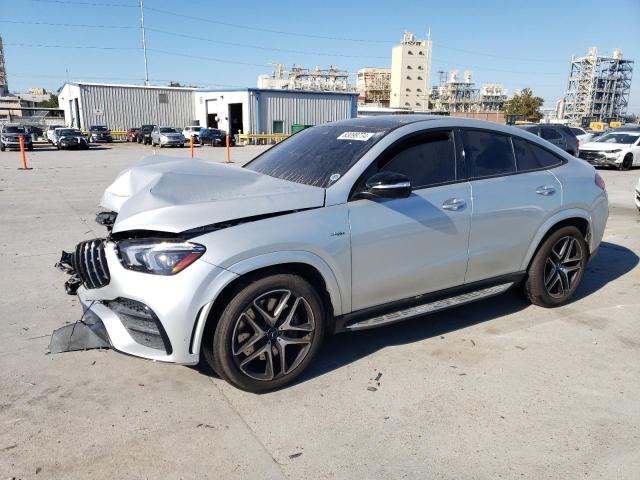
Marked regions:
[442,198,466,211]
[535,185,556,196]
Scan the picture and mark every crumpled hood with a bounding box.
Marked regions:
[580,142,631,151]
[102,155,325,234]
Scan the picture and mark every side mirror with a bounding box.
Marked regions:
[362,171,411,199]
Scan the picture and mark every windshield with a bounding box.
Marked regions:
[91,126,108,131]
[60,129,81,136]
[245,124,387,188]
[3,126,26,134]
[595,133,639,144]
[160,127,178,133]
[190,127,202,132]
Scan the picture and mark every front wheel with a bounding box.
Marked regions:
[524,226,588,307]
[619,154,633,171]
[204,274,326,393]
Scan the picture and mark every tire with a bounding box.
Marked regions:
[619,154,633,171]
[524,226,588,307]
[203,273,326,393]
[27,145,34,151]
[0,144,5,152]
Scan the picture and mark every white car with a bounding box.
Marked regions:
[46,125,65,143]
[182,126,202,140]
[569,127,594,145]
[50,127,68,146]
[578,131,640,170]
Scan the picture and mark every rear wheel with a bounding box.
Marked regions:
[619,154,633,171]
[204,274,325,393]
[524,226,587,307]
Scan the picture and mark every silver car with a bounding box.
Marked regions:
[54,116,609,392]
[150,126,185,147]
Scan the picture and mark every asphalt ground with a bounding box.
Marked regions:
[1,141,639,479]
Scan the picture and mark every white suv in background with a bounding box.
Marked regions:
[182,126,202,141]
[46,125,66,143]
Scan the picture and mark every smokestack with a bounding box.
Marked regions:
[0,34,8,96]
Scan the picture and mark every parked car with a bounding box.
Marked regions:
[1,124,34,151]
[569,127,594,145]
[56,128,89,150]
[46,124,65,143]
[136,124,156,145]
[578,131,640,170]
[126,128,139,142]
[88,125,113,143]
[150,126,185,148]
[54,116,608,392]
[199,128,235,147]
[611,124,640,132]
[516,124,579,156]
[182,126,203,141]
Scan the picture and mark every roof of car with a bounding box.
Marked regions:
[329,115,442,130]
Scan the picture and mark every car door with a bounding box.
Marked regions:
[540,126,566,151]
[348,129,472,311]
[462,129,563,283]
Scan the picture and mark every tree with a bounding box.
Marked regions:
[38,94,59,108]
[502,88,544,121]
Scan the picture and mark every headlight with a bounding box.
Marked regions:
[605,149,622,156]
[117,240,205,275]
[160,135,168,141]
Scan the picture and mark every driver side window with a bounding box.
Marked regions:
[380,130,456,189]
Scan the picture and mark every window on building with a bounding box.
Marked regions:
[408,50,413,55]
[158,93,168,104]
[272,120,284,134]
[418,66,423,70]
[417,76,423,80]
[406,88,411,92]
[405,102,410,106]
[407,65,413,70]
[419,51,424,55]
[417,88,423,93]
[406,76,411,80]
[416,102,421,106]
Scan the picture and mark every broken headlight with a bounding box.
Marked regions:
[117,240,205,275]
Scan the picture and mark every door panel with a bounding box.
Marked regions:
[465,171,561,283]
[349,182,472,311]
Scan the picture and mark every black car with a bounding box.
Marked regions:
[199,128,235,147]
[136,124,156,145]
[88,125,113,143]
[0,124,34,151]
[516,124,579,156]
[57,128,89,150]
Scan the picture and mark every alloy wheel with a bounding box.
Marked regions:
[231,289,315,381]
[543,235,583,298]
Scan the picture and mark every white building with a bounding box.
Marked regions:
[194,88,358,135]
[390,31,432,110]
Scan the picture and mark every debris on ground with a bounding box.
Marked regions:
[367,386,377,392]
[288,452,303,459]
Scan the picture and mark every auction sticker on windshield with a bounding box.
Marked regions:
[337,132,375,141]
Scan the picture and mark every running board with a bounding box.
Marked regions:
[346,282,514,331]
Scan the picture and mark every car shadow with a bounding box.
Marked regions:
[192,241,637,390]
[31,146,113,151]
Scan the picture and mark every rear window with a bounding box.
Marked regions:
[462,130,515,178]
[513,138,563,171]
[541,127,562,141]
[245,124,386,188]
[570,127,585,136]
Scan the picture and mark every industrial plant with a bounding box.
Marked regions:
[561,47,634,125]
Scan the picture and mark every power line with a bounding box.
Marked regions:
[0,19,137,29]
[6,42,140,50]
[27,0,138,7]
[146,27,388,60]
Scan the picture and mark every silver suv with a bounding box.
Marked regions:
[150,126,185,147]
[55,116,609,392]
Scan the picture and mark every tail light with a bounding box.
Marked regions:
[595,173,606,191]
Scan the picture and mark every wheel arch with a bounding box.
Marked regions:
[521,211,592,272]
[191,253,344,357]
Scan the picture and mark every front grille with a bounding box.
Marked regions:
[579,151,604,161]
[73,239,110,289]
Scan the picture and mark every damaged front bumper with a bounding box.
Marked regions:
[53,237,238,364]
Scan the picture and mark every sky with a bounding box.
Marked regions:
[2,0,639,112]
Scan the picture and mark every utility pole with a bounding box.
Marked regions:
[139,0,149,85]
